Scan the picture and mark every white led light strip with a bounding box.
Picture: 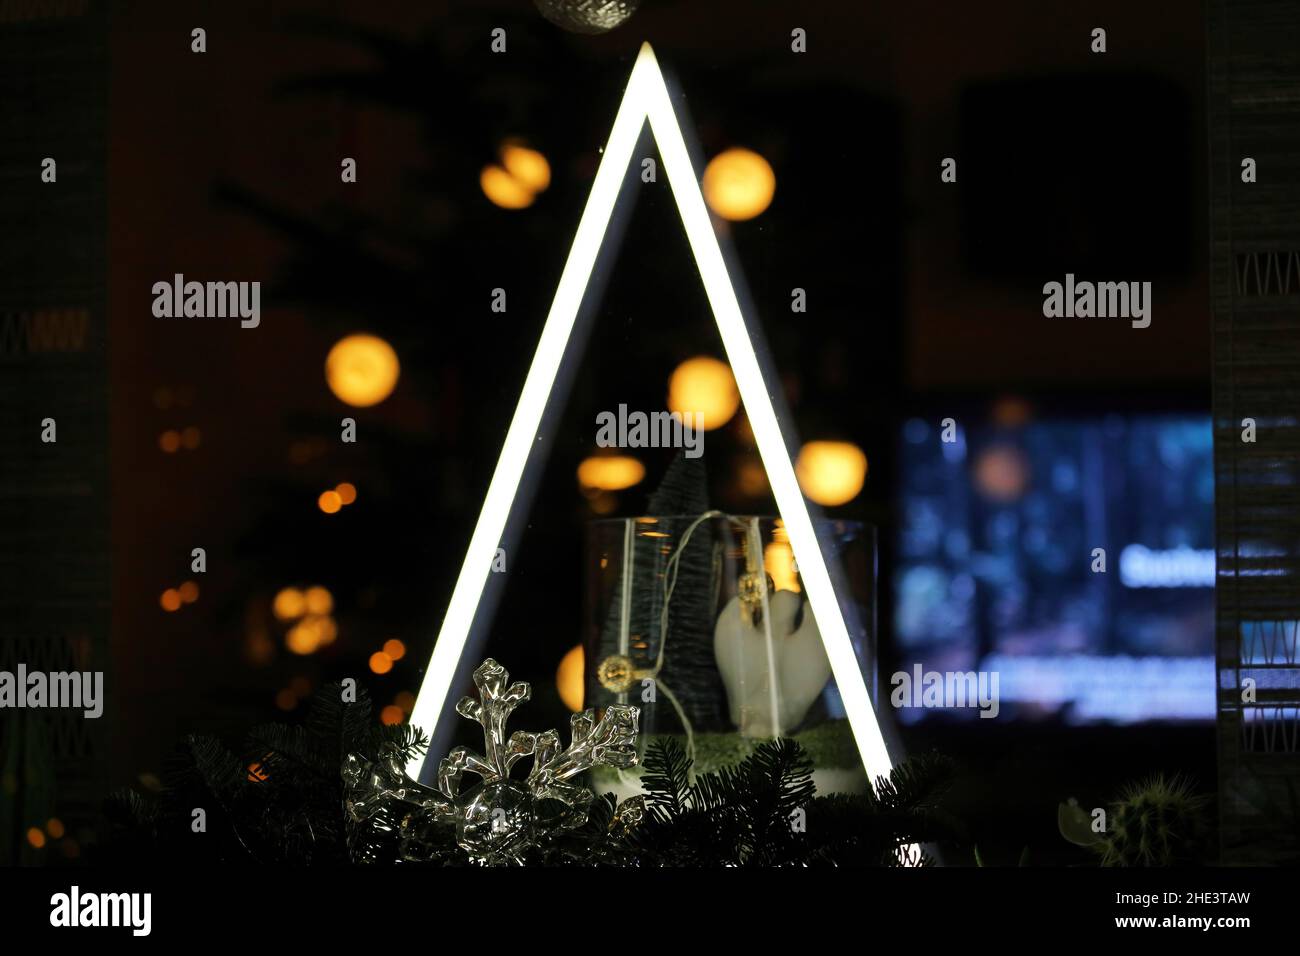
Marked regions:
[408,44,897,794]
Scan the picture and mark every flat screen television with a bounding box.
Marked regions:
[892,405,1214,724]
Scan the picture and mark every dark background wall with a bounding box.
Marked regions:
[1,0,108,864]
[0,0,1213,863]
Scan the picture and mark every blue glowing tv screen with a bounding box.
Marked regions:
[893,410,1215,723]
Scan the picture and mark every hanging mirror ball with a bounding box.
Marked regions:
[534,0,641,35]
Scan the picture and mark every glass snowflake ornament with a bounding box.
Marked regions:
[384,658,639,865]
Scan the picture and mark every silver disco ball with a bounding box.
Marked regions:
[534,0,641,35]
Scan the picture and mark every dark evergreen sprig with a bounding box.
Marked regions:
[101,684,958,867]
[102,684,380,865]
[631,737,955,866]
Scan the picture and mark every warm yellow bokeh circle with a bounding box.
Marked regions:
[556,645,585,713]
[500,144,551,194]
[667,356,741,430]
[325,334,400,407]
[795,441,868,506]
[576,455,646,492]
[702,148,776,221]
[482,143,551,209]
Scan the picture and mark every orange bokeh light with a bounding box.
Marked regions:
[273,587,305,620]
[794,441,868,506]
[304,586,333,615]
[325,334,400,408]
[556,645,585,713]
[667,356,740,430]
[286,625,321,656]
[702,148,776,221]
[576,455,645,492]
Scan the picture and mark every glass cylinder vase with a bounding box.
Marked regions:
[582,514,876,798]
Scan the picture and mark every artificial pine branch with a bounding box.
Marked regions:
[631,737,957,866]
[379,722,430,766]
[306,681,377,768]
[867,751,955,813]
[157,734,261,863]
[639,736,692,818]
[101,684,959,867]
[734,738,816,865]
[102,686,384,865]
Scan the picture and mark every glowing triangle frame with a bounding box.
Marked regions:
[408,43,896,786]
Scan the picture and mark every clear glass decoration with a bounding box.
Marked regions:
[343,658,641,866]
[583,514,877,799]
[534,0,641,35]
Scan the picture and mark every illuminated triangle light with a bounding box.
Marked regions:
[408,43,897,788]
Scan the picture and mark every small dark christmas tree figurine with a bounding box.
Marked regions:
[347,658,640,865]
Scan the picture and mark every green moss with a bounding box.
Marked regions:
[590,720,868,799]
[656,719,863,775]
